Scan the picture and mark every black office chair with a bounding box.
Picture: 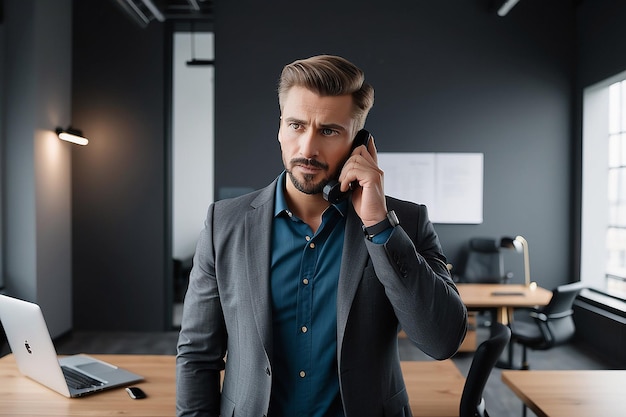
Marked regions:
[458,238,509,284]
[457,238,512,328]
[459,322,511,417]
[508,282,584,370]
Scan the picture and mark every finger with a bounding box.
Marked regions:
[367,135,378,164]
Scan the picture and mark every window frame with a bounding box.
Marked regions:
[582,70,626,300]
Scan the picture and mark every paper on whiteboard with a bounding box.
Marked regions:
[377,153,436,209]
[378,152,483,224]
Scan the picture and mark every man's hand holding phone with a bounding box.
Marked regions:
[327,130,388,227]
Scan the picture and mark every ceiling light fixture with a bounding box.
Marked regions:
[56,127,89,146]
[140,0,165,22]
[498,0,521,17]
[115,0,164,28]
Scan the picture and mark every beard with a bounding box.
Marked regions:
[286,158,338,195]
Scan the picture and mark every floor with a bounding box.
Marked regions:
[1,322,618,417]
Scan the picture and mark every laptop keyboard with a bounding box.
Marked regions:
[61,366,105,390]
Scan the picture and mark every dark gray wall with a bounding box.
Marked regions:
[70,0,626,331]
[71,0,168,331]
[214,0,576,288]
[576,0,626,87]
[1,0,73,337]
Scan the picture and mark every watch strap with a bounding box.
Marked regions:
[362,210,399,239]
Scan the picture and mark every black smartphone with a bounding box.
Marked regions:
[322,129,372,204]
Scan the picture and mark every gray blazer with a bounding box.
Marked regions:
[176,177,468,417]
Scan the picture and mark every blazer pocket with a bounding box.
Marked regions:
[383,387,412,417]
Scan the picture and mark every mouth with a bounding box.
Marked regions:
[295,164,322,175]
[291,158,328,175]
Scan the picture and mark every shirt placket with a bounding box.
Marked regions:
[295,231,316,413]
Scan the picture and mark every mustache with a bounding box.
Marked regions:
[290,158,329,170]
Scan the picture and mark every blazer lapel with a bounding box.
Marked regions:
[244,181,276,360]
[336,207,369,355]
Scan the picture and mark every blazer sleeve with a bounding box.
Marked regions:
[365,202,468,360]
[176,203,226,417]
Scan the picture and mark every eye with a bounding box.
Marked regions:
[288,122,302,131]
[321,128,339,136]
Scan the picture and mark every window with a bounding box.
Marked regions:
[171,31,214,327]
[606,80,626,297]
[171,31,214,262]
[582,72,626,300]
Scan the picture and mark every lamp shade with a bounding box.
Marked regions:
[500,236,523,252]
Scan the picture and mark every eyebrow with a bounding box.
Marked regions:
[283,117,348,132]
[320,123,348,132]
[284,117,306,125]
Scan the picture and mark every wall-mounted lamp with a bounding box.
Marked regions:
[500,235,535,288]
[498,0,521,17]
[56,127,89,146]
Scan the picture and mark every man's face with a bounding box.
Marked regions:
[278,86,355,196]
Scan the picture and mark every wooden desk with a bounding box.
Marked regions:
[502,369,626,417]
[0,354,175,416]
[403,360,465,416]
[456,283,552,324]
[0,354,464,417]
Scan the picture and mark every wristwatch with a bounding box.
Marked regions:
[362,210,399,240]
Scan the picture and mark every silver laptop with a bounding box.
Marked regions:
[0,294,143,397]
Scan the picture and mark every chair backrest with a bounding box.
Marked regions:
[459,322,511,417]
[461,238,504,284]
[535,282,585,347]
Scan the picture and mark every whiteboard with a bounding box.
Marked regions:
[377,153,483,224]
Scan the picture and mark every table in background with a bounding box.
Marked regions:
[456,283,552,324]
[502,369,626,417]
[0,354,465,417]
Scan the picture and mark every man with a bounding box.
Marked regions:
[176,54,468,417]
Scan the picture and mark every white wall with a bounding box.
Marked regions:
[172,32,214,260]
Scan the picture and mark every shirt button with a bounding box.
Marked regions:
[299,371,306,378]
[302,278,309,285]
[309,242,315,249]
[305,235,311,241]
[301,326,308,333]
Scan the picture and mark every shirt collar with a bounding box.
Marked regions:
[274,171,348,218]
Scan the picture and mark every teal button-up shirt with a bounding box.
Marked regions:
[268,172,347,417]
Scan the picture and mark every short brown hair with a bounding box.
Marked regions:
[278,55,374,130]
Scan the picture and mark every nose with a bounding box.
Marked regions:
[299,129,318,159]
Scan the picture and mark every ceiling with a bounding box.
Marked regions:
[113,0,214,28]
[112,0,585,29]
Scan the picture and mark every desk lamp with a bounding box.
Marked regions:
[500,235,535,289]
